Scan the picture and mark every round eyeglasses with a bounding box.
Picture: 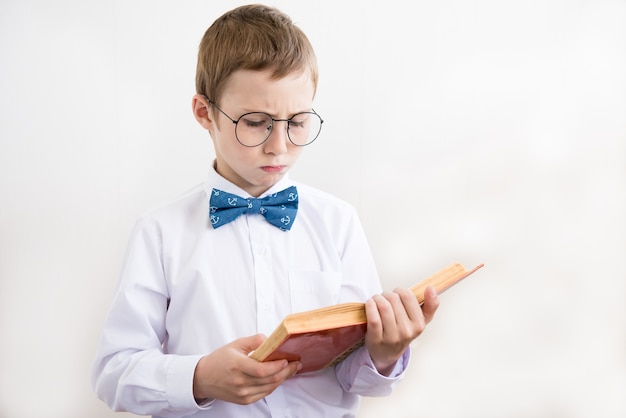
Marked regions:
[206,98,323,147]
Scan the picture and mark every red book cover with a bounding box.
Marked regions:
[261,323,368,374]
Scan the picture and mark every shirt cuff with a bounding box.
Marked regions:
[337,346,411,396]
[166,354,215,411]
[195,398,216,408]
[364,347,409,378]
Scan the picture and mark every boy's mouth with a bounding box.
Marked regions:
[261,165,286,173]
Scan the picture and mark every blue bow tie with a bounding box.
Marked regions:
[209,186,298,231]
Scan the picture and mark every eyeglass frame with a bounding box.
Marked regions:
[202,95,324,147]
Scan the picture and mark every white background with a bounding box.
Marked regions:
[1,1,625,417]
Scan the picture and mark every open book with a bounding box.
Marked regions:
[249,262,484,374]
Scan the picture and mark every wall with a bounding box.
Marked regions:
[1,1,625,417]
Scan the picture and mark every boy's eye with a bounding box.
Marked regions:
[289,114,309,128]
[241,113,271,129]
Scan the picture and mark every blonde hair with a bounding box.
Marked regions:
[196,4,319,107]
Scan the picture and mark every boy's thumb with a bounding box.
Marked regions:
[238,333,267,354]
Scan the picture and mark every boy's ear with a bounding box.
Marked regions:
[192,94,214,131]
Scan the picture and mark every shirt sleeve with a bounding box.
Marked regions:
[335,345,410,396]
[91,217,210,417]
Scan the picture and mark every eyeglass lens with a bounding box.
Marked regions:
[235,112,322,147]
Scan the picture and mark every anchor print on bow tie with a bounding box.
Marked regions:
[208,186,299,230]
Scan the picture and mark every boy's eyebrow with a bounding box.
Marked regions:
[236,106,313,118]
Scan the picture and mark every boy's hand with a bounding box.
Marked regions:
[192,334,301,405]
[364,285,440,376]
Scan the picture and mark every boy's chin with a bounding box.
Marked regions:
[260,175,285,188]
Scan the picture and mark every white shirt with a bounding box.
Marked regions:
[91,168,409,418]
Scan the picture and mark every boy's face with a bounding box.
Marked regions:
[194,69,315,197]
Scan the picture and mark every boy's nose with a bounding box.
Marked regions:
[263,121,290,153]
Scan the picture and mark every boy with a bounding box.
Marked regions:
[92,4,439,417]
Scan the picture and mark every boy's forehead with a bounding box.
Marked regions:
[219,69,315,106]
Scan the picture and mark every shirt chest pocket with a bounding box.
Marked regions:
[289,271,342,313]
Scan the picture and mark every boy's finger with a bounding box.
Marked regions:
[421,286,440,323]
